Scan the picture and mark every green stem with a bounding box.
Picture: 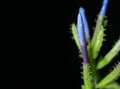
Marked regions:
[87,43,97,89]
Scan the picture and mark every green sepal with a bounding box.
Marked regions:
[92,25,106,59]
[97,39,120,69]
[96,62,120,88]
[82,85,86,89]
[91,15,107,60]
[104,82,120,89]
[70,23,81,51]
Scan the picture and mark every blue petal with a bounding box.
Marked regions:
[77,9,85,46]
[79,7,90,42]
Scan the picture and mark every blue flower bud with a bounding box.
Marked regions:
[77,7,89,65]
[100,0,109,15]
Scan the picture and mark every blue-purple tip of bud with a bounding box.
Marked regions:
[100,0,109,15]
[81,45,88,65]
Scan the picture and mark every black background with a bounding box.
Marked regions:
[56,0,120,89]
